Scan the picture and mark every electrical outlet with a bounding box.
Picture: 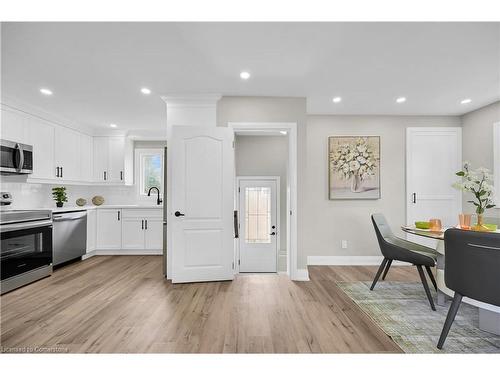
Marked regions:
[341,240,348,249]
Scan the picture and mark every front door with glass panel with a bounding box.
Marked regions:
[238,178,278,273]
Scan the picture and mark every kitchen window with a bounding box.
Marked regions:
[135,148,164,198]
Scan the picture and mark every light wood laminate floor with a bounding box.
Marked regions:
[1,256,421,353]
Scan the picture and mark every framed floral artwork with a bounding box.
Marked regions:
[328,136,380,200]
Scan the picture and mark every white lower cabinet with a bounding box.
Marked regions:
[120,209,163,252]
[144,217,163,250]
[121,217,146,250]
[86,209,96,253]
[96,209,122,249]
[93,207,162,253]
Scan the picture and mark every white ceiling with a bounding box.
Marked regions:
[1,22,499,131]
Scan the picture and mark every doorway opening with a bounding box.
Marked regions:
[230,122,297,277]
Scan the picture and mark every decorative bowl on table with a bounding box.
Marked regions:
[415,221,431,230]
[484,223,498,232]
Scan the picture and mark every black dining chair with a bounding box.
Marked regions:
[371,213,438,310]
[437,228,500,349]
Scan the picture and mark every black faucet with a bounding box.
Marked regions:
[147,187,163,205]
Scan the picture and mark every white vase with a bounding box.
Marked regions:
[350,174,363,193]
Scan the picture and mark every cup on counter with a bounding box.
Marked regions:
[459,214,472,230]
[429,218,442,232]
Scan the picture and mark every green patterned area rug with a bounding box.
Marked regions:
[336,281,500,353]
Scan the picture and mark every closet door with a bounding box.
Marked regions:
[406,127,462,246]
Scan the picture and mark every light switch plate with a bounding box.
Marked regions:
[341,240,348,249]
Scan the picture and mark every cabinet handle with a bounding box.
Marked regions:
[145,219,148,230]
[56,167,60,177]
[141,220,144,230]
[60,167,63,178]
[120,171,123,180]
[117,211,120,221]
[104,171,107,181]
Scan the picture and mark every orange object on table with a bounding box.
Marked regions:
[429,218,442,231]
[459,214,472,230]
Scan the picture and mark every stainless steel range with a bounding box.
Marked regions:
[0,193,53,294]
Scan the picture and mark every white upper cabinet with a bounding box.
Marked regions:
[79,134,93,182]
[108,136,125,182]
[29,117,56,179]
[0,106,30,143]
[93,136,133,184]
[55,126,80,181]
[2,105,133,185]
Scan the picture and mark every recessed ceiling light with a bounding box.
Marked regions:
[396,97,407,103]
[109,123,117,128]
[332,97,342,103]
[39,88,53,96]
[140,87,151,95]
[240,71,251,80]
[280,130,287,135]
[461,98,472,104]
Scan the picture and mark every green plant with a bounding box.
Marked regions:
[453,162,495,214]
[52,187,68,204]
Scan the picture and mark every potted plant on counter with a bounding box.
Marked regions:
[453,162,495,231]
[52,187,68,208]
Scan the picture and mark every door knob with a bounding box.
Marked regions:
[270,232,276,236]
[174,211,185,217]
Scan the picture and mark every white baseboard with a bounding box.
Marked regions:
[307,255,410,266]
[93,249,162,256]
[292,268,310,281]
[82,250,96,260]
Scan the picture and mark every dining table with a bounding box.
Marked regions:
[401,225,500,335]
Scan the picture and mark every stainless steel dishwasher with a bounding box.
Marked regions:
[53,210,87,266]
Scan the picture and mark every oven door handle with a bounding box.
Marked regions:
[0,220,53,233]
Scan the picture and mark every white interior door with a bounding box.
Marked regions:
[238,178,278,273]
[170,126,235,283]
[406,127,462,247]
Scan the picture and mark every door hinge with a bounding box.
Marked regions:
[232,261,234,269]
[238,187,240,193]
[238,259,240,265]
[290,210,292,215]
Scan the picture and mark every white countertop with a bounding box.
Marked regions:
[41,204,163,213]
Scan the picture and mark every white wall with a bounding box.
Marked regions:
[461,100,500,218]
[304,115,462,259]
[235,135,288,271]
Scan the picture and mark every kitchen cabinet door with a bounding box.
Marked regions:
[86,209,96,253]
[144,217,163,250]
[93,137,109,182]
[121,217,145,250]
[29,117,56,179]
[107,137,125,182]
[0,107,29,143]
[96,209,122,249]
[55,126,80,181]
[80,134,93,182]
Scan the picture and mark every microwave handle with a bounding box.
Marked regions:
[14,143,24,172]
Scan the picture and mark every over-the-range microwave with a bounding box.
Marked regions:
[0,139,33,175]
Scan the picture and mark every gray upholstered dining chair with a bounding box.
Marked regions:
[371,213,438,310]
[437,228,500,349]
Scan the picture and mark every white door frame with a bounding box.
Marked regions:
[236,176,280,274]
[228,122,298,280]
[405,127,462,227]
